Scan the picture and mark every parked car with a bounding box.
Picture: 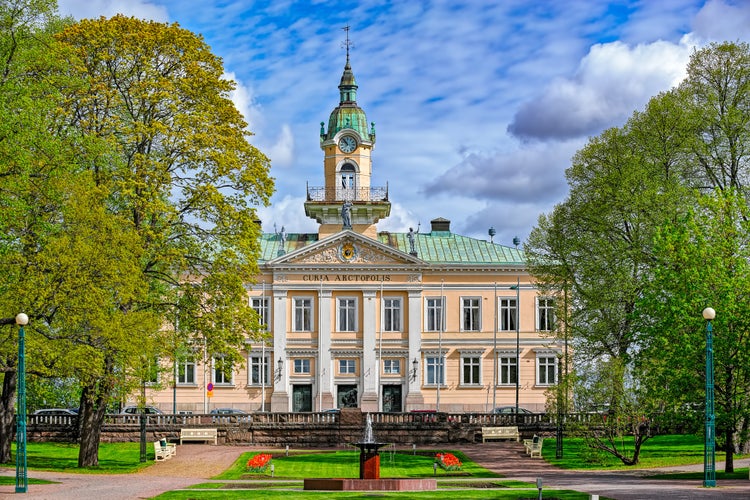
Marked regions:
[32,408,78,423]
[33,408,77,416]
[492,406,533,414]
[120,405,163,415]
[210,407,249,422]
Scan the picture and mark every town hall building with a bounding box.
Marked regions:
[145,48,562,415]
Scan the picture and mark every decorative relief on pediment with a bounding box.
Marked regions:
[407,274,422,282]
[294,242,400,265]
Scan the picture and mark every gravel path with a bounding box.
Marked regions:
[1,442,749,499]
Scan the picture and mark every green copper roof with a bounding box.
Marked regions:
[258,230,524,266]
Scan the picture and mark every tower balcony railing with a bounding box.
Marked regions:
[306,184,388,202]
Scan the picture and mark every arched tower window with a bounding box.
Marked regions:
[339,163,356,200]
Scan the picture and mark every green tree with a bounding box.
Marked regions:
[0,0,79,463]
[52,15,273,466]
[638,190,750,471]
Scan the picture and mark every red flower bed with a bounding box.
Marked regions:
[246,453,272,473]
[435,452,462,471]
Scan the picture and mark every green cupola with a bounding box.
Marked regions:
[321,54,376,143]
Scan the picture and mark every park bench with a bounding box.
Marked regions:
[481,426,519,442]
[180,428,218,445]
[153,440,176,461]
[524,435,540,454]
[528,437,543,458]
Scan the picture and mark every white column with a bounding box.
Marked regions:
[270,288,289,412]
[405,289,424,409]
[360,289,378,411]
[318,288,333,410]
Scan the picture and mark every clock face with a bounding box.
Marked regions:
[339,136,357,153]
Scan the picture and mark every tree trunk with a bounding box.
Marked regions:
[0,371,17,463]
[77,356,116,467]
[724,427,734,473]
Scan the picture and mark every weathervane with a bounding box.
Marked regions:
[342,25,354,63]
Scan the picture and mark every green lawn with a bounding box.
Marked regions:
[2,442,154,474]
[544,434,748,472]
[214,450,500,480]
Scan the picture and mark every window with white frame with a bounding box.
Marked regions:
[249,355,270,385]
[293,297,313,331]
[294,358,311,374]
[425,297,444,332]
[383,359,401,375]
[462,297,481,331]
[383,297,402,332]
[339,359,356,374]
[499,298,517,331]
[177,358,196,385]
[425,355,445,385]
[461,355,481,385]
[212,356,233,385]
[251,296,270,329]
[499,355,517,385]
[537,355,557,385]
[337,297,357,332]
[537,297,555,331]
[144,357,160,385]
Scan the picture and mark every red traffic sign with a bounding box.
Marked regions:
[207,382,214,391]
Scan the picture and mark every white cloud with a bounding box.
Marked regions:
[692,0,750,42]
[508,39,694,141]
[57,0,168,21]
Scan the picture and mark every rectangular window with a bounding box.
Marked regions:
[144,357,160,385]
[249,356,270,385]
[537,356,557,385]
[339,359,356,374]
[499,298,517,331]
[293,297,313,332]
[426,297,444,332]
[213,356,233,385]
[177,359,195,385]
[461,356,481,385]
[251,297,270,329]
[499,356,517,385]
[337,297,357,332]
[383,297,402,332]
[294,358,311,374]
[383,359,401,375]
[462,297,481,331]
[538,298,555,331]
[426,356,444,385]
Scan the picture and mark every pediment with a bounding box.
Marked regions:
[270,231,423,266]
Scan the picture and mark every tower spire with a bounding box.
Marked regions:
[342,25,353,66]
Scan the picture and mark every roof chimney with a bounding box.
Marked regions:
[430,217,451,234]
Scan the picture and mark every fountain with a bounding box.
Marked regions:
[354,414,389,479]
[303,410,437,491]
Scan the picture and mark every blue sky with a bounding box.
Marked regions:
[57,0,750,246]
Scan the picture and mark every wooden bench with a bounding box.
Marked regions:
[180,428,218,445]
[153,441,176,461]
[524,435,540,454]
[528,437,543,458]
[481,426,519,442]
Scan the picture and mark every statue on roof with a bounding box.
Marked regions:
[274,223,287,256]
[407,223,420,255]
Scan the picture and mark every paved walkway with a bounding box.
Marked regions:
[1,442,749,499]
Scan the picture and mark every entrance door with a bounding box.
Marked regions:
[337,385,358,408]
[292,384,312,412]
[382,385,402,412]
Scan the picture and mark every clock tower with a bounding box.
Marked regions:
[304,35,390,238]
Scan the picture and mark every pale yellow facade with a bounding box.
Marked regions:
[142,53,564,415]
